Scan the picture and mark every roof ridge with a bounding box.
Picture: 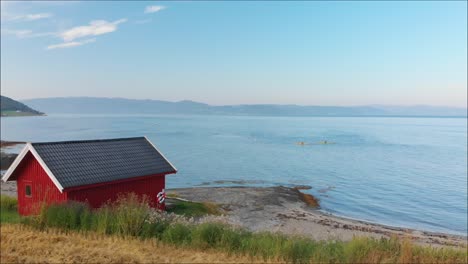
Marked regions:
[31,137,146,145]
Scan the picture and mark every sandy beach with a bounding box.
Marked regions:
[1,180,466,248]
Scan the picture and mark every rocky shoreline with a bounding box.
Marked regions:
[167,186,467,248]
[1,181,466,248]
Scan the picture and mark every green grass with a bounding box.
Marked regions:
[166,200,221,217]
[38,201,90,230]
[2,194,467,263]
[0,209,20,223]
[0,110,43,117]
[0,195,20,223]
[1,195,18,211]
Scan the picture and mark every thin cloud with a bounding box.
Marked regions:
[1,29,33,38]
[144,5,165,14]
[60,19,127,42]
[47,38,96,50]
[2,28,56,38]
[6,13,53,22]
[47,18,126,50]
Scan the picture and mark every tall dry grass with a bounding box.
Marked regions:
[0,224,262,263]
[2,223,466,264]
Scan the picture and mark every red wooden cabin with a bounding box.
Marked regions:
[1,137,177,215]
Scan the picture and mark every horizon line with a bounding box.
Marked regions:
[12,95,468,109]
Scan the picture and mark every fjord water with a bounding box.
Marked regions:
[1,115,467,235]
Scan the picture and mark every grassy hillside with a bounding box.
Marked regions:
[1,95,44,116]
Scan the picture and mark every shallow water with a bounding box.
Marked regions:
[1,114,467,235]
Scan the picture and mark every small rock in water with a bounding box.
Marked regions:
[293,185,312,190]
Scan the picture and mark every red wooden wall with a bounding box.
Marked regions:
[13,152,67,215]
[12,152,167,215]
[66,175,165,210]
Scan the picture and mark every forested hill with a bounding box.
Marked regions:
[1,95,44,116]
[22,97,467,117]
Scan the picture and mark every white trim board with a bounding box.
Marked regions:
[1,144,30,182]
[2,143,64,193]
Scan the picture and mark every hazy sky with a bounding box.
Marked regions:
[1,1,467,107]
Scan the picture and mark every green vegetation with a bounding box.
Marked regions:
[1,194,466,263]
[1,95,44,116]
[167,200,221,217]
[1,111,42,117]
[0,195,20,223]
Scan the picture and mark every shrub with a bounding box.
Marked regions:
[192,222,227,248]
[79,206,94,231]
[140,221,170,239]
[0,195,17,211]
[344,237,373,263]
[113,193,150,236]
[39,201,90,230]
[0,195,19,223]
[162,223,193,245]
[282,237,317,264]
[93,204,116,235]
[313,240,345,263]
[218,227,252,254]
[244,232,287,261]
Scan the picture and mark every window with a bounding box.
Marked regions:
[25,185,32,197]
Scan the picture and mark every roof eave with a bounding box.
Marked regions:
[144,136,178,172]
[62,171,175,192]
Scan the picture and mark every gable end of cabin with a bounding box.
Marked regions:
[9,152,67,215]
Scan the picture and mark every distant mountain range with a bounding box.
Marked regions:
[1,95,44,116]
[22,97,467,117]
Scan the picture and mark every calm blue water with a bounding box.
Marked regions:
[1,115,467,235]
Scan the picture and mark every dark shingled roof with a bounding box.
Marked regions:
[31,137,176,189]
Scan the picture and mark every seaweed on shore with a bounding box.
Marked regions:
[297,191,320,208]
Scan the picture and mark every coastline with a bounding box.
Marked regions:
[1,182,466,247]
[0,112,45,117]
[0,140,466,248]
[166,186,467,248]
